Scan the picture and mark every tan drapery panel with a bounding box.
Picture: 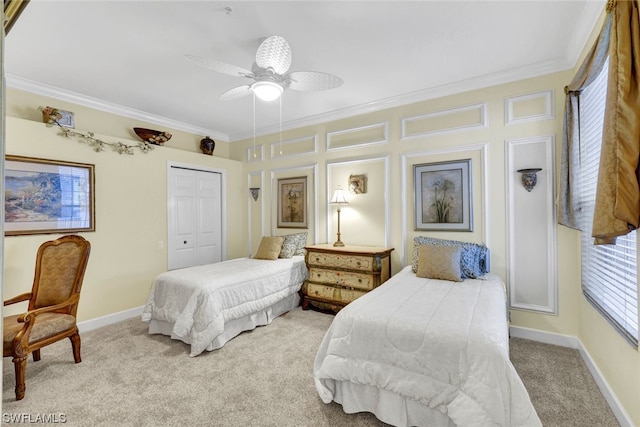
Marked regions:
[558,13,612,230]
[592,0,640,244]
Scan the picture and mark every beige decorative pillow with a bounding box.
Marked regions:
[254,236,285,260]
[416,244,463,282]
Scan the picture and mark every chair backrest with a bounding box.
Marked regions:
[30,235,91,316]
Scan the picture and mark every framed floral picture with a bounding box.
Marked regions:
[414,159,472,231]
[4,155,95,236]
[277,176,308,229]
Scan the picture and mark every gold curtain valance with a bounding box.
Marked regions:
[3,0,29,35]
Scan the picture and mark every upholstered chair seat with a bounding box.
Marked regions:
[3,313,77,354]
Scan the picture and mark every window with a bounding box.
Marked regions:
[578,62,639,347]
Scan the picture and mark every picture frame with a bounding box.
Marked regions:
[56,109,75,128]
[4,155,95,236]
[277,176,308,229]
[414,159,473,231]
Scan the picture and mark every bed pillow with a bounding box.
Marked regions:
[279,232,308,258]
[412,236,488,279]
[254,236,285,260]
[416,244,463,282]
[293,232,308,256]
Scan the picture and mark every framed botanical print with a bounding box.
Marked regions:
[4,155,95,236]
[414,159,473,231]
[277,176,308,229]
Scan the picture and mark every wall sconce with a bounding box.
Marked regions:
[517,168,542,192]
[249,187,260,201]
[329,186,349,247]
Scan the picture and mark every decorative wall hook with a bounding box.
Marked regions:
[517,168,542,192]
[249,188,260,201]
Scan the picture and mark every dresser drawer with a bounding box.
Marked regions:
[305,283,367,303]
[305,283,337,300]
[307,252,376,272]
[309,268,374,290]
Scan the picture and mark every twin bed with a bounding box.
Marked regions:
[314,237,541,426]
[142,233,308,357]
[142,235,540,426]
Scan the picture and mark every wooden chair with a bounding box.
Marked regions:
[3,235,91,400]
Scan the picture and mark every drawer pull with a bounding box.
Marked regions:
[356,261,361,266]
[358,279,362,283]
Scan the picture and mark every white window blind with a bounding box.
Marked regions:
[578,63,639,347]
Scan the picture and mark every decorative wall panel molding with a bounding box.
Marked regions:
[399,143,489,266]
[247,144,264,162]
[326,156,391,248]
[270,135,317,158]
[505,90,554,125]
[326,122,388,151]
[270,163,318,241]
[247,170,265,255]
[401,102,487,140]
[506,135,557,313]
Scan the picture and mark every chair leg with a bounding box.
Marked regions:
[69,332,82,363]
[12,356,27,400]
[32,349,41,362]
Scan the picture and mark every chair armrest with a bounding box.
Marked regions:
[16,294,80,324]
[4,292,32,306]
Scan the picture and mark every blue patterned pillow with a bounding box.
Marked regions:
[293,232,308,256]
[280,232,308,258]
[412,236,488,278]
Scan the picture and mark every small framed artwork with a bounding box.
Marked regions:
[277,176,308,229]
[5,155,95,236]
[56,110,75,128]
[348,174,367,194]
[414,159,473,231]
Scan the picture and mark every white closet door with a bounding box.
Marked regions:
[168,166,222,270]
[196,171,222,265]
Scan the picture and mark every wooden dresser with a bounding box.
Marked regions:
[301,244,394,312]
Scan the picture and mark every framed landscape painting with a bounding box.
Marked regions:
[414,159,473,231]
[277,176,307,229]
[4,155,95,236]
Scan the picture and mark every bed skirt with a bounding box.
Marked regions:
[147,292,300,353]
[328,380,456,427]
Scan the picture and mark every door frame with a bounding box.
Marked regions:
[167,161,227,267]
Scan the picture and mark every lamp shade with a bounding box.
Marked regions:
[251,81,283,102]
[330,187,349,205]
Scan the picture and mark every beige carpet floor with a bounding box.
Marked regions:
[2,307,620,426]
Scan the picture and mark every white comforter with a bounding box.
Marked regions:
[314,266,541,427]
[142,256,307,357]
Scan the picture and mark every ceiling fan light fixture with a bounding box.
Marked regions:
[251,81,283,102]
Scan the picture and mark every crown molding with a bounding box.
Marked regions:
[6,74,229,141]
[228,57,571,142]
[8,56,570,144]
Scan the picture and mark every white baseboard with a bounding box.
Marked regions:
[510,325,634,427]
[77,306,144,333]
[509,325,579,348]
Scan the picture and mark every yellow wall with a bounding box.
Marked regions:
[3,111,244,322]
[234,70,579,331]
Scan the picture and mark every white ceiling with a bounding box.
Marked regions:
[5,1,605,142]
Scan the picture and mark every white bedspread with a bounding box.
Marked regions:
[314,266,541,427]
[142,256,307,357]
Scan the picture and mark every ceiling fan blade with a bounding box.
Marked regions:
[286,71,344,91]
[185,55,253,78]
[220,85,253,101]
[255,35,292,75]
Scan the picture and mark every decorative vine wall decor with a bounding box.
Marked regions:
[39,106,155,155]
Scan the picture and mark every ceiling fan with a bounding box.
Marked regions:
[185,35,343,102]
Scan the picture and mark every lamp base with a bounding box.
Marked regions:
[333,240,345,247]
